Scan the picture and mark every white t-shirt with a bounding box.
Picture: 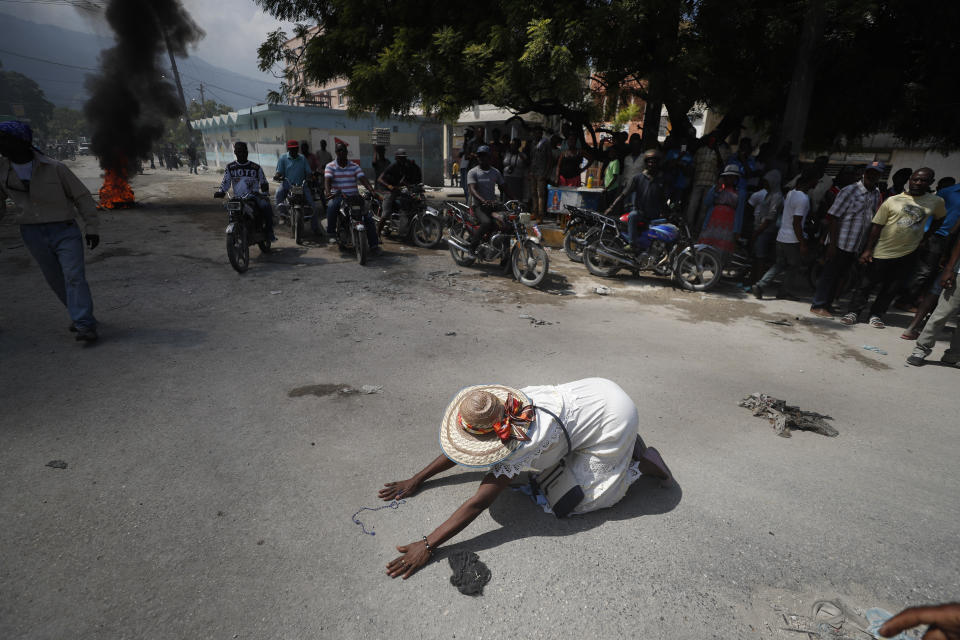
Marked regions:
[12,161,32,182]
[777,189,810,244]
[748,189,767,210]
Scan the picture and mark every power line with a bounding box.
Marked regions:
[179,71,267,104]
[0,47,97,71]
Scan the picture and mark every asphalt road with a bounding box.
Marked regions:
[1,158,956,639]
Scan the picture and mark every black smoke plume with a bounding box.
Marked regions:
[84,0,203,172]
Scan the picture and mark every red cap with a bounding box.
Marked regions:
[286,139,299,149]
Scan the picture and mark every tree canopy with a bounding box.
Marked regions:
[0,64,54,135]
[254,0,960,150]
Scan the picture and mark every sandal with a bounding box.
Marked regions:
[869,316,885,329]
[900,329,920,340]
[839,312,858,325]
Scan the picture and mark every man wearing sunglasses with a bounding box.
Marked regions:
[0,120,101,343]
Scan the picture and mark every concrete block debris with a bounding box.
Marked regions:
[594,285,612,295]
[739,393,838,438]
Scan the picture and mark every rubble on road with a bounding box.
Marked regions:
[739,393,838,438]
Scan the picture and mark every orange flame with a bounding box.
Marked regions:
[98,167,135,209]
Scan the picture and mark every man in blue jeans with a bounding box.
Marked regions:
[322,142,381,252]
[274,139,315,226]
[604,149,665,252]
[0,120,100,342]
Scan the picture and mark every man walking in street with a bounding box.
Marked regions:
[809,162,884,317]
[752,170,817,300]
[840,168,946,328]
[906,225,960,366]
[0,121,100,342]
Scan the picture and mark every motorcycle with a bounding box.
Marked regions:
[445,200,550,288]
[581,212,722,291]
[277,184,309,245]
[215,191,271,273]
[332,190,372,265]
[375,183,444,248]
[562,205,607,263]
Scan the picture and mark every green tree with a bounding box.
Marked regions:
[187,99,233,120]
[47,107,88,142]
[254,0,960,151]
[0,64,54,135]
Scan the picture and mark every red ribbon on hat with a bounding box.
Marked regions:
[491,394,534,443]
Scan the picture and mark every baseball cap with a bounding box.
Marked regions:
[477,145,491,154]
[720,164,742,177]
[395,148,408,157]
[864,160,886,174]
[286,139,299,149]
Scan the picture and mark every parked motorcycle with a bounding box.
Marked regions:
[215,191,271,273]
[333,190,372,265]
[445,200,550,288]
[581,213,722,291]
[376,183,444,248]
[562,205,606,263]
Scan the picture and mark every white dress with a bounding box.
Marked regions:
[490,378,643,514]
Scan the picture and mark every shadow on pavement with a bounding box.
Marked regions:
[439,475,683,557]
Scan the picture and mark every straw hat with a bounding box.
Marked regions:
[439,385,533,467]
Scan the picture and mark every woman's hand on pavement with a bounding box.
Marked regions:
[378,478,420,501]
[879,602,960,639]
[386,540,432,579]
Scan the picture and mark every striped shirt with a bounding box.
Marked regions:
[324,160,365,196]
[827,181,881,253]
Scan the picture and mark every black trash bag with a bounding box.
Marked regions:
[448,551,491,596]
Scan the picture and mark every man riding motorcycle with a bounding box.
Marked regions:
[215,141,275,240]
[274,139,315,219]
[466,145,506,255]
[605,148,665,253]
[323,142,382,253]
[376,148,423,235]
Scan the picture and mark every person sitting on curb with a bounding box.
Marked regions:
[906,224,960,366]
[377,378,673,580]
[0,120,101,343]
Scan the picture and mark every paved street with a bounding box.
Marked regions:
[1,159,957,638]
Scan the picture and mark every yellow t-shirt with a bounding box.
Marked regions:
[871,192,946,259]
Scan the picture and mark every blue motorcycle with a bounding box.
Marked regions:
[581,211,722,291]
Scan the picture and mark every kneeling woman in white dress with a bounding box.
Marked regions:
[380,378,673,579]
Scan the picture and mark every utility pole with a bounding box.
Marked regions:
[163,30,192,132]
[198,82,206,117]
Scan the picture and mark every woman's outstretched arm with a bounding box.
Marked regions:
[386,473,511,579]
[378,454,456,501]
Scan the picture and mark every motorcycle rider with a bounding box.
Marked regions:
[274,139,315,220]
[605,149,665,253]
[466,145,505,256]
[376,148,423,235]
[215,141,276,240]
[323,142,382,253]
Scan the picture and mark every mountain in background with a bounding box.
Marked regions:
[0,14,277,112]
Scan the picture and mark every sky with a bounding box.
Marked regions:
[0,0,294,82]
